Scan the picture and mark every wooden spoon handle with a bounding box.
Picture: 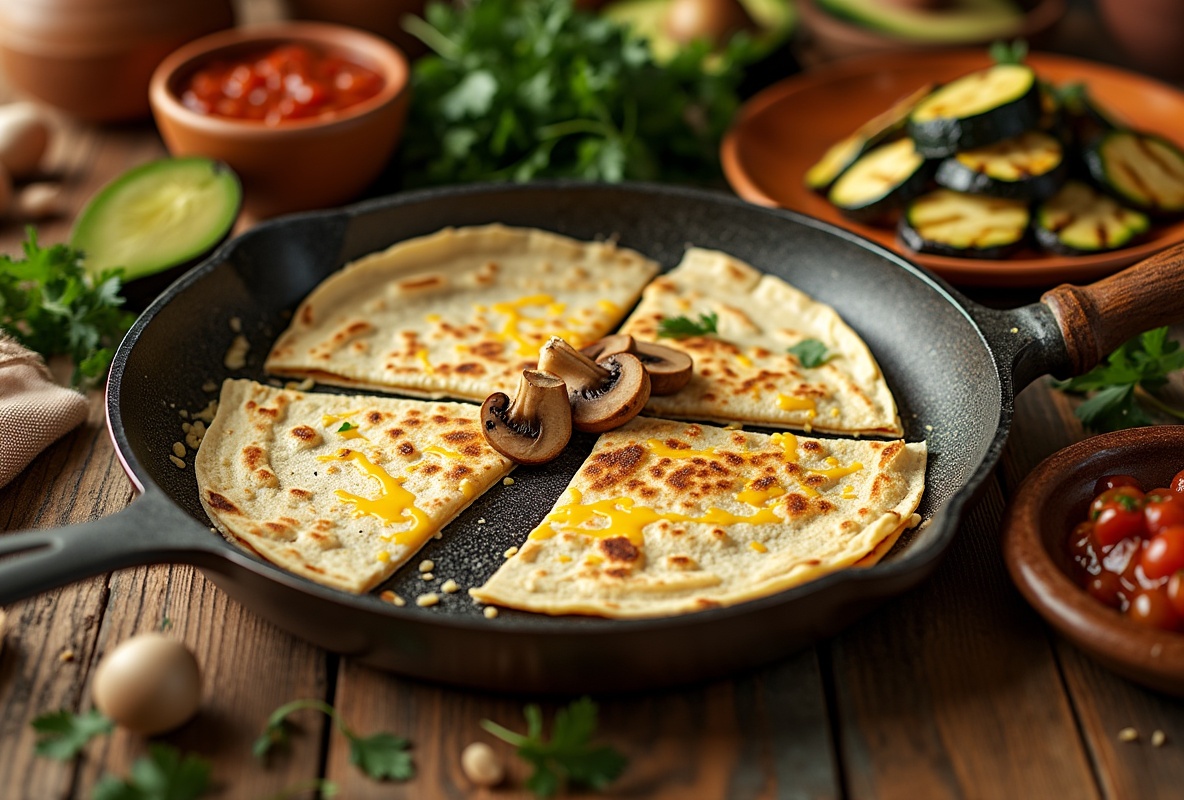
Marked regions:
[1041,241,1184,374]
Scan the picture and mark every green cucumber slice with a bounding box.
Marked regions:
[72,157,241,280]
[827,138,931,223]
[908,64,1041,157]
[1034,181,1149,255]
[898,188,1029,259]
[934,130,1066,200]
[1085,130,1184,215]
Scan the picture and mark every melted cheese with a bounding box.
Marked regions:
[776,394,817,417]
[490,294,588,355]
[316,449,432,548]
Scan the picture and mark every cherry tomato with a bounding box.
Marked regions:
[1087,572,1124,609]
[1141,525,1184,580]
[1127,589,1181,631]
[1093,474,1142,496]
[1144,495,1184,535]
[1094,505,1148,548]
[1146,488,1175,504]
[1168,572,1184,618]
[1090,486,1145,520]
[1172,469,1184,495]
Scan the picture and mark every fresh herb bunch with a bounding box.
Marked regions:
[1054,327,1184,432]
[30,709,114,760]
[787,338,829,368]
[482,697,627,798]
[401,0,756,186]
[0,228,133,387]
[93,744,212,800]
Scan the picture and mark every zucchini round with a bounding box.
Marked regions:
[1085,130,1184,215]
[805,83,935,192]
[1060,83,1122,147]
[898,189,1029,259]
[827,138,931,223]
[908,64,1042,158]
[1034,181,1150,255]
[934,130,1067,200]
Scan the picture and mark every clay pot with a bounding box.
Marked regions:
[1097,0,1184,81]
[283,0,429,59]
[0,0,234,122]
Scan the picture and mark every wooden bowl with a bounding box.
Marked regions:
[1002,427,1184,696]
[796,0,1066,62]
[149,22,410,219]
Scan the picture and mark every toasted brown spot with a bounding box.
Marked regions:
[300,305,314,325]
[399,275,444,291]
[664,438,690,450]
[871,475,889,499]
[446,464,473,480]
[255,469,280,487]
[443,430,477,443]
[649,466,666,479]
[432,415,449,424]
[421,463,441,475]
[751,475,777,491]
[462,444,484,457]
[605,567,632,579]
[405,417,422,427]
[639,487,658,499]
[668,555,696,569]
[601,536,640,563]
[455,362,485,375]
[290,488,312,499]
[386,427,405,438]
[367,411,384,424]
[666,465,696,490]
[587,444,646,492]
[785,494,809,516]
[878,441,904,468]
[207,492,240,514]
[695,598,721,609]
[802,441,822,452]
[470,340,505,359]
[816,499,835,513]
[397,441,416,456]
[257,407,278,418]
[804,475,826,487]
[291,425,318,441]
[243,445,266,471]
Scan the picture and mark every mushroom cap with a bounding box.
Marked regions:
[582,334,694,395]
[480,369,573,465]
[570,353,651,433]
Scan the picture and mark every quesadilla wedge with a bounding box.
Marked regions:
[196,379,513,593]
[265,225,660,401]
[617,248,902,436]
[470,417,926,618]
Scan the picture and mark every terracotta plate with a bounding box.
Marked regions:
[721,50,1184,287]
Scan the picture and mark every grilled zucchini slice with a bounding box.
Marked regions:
[898,189,1029,258]
[805,84,935,192]
[1034,181,1149,255]
[827,138,931,223]
[934,130,1066,200]
[1059,82,1122,147]
[1085,130,1184,215]
[908,64,1041,158]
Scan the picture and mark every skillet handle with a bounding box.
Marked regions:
[0,489,224,606]
[1042,241,1184,374]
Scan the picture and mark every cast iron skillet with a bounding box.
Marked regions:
[1,183,1180,693]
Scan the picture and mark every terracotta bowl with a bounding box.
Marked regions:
[796,0,1066,62]
[1002,427,1184,696]
[149,22,410,219]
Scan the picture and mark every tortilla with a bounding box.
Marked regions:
[196,379,513,593]
[617,248,902,436]
[265,225,660,401]
[470,416,926,618]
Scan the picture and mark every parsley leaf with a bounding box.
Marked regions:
[400,0,758,187]
[787,339,830,368]
[337,422,355,433]
[989,39,1028,65]
[0,227,134,387]
[255,699,414,782]
[92,744,212,800]
[1053,327,1184,432]
[482,697,628,798]
[31,709,114,760]
[657,312,718,339]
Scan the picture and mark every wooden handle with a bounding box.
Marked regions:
[1041,241,1184,375]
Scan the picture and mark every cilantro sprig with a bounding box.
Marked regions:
[657,312,718,339]
[788,339,830,368]
[92,743,212,800]
[337,422,355,433]
[0,227,133,387]
[31,709,114,760]
[481,697,627,798]
[255,699,413,782]
[1054,327,1184,432]
[400,0,757,186]
[989,39,1028,65]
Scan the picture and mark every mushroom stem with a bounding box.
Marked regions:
[581,333,694,395]
[504,370,566,434]
[480,369,573,464]
[537,337,610,392]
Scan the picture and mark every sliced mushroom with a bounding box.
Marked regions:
[538,337,651,433]
[582,334,694,396]
[481,369,573,464]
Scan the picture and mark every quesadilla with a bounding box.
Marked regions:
[195,379,513,593]
[265,225,660,401]
[470,416,926,618]
[617,248,902,436]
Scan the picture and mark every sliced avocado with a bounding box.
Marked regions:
[72,157,241,285]
[816,0,1024,43]
[604,0,795,64]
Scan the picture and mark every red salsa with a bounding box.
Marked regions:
[180,43,383,125]
[1068,470,1184,632]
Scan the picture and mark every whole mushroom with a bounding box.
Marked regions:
[538,336,651,433]
[91,633,202,735]
[582,333,694,396]
[481,369,573,464]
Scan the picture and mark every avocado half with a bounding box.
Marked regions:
[72,157,242,310]
[603,0,796,65]
[815,0,1024,43]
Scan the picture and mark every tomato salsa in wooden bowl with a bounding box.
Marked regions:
[1003,426,1184,695]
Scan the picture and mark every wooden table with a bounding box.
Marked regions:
[3,7,1184,800]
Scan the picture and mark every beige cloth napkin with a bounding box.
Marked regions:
[0,335,88,488]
